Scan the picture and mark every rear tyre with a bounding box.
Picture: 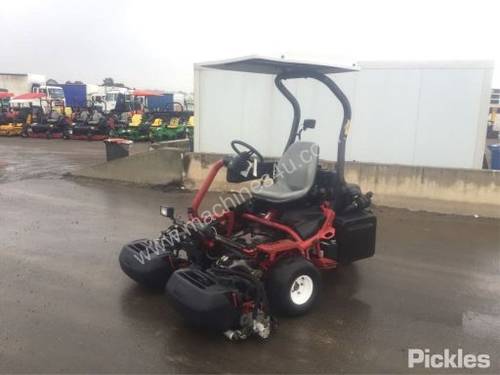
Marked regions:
[266,256,321,316]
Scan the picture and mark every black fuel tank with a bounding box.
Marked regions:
[334,210,376,264]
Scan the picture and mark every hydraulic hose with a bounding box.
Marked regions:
[211,267,267,318]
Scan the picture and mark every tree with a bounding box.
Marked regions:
[102,77,115,86]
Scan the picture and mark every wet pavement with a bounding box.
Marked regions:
[0,138,499,373]
[0,137,149,183]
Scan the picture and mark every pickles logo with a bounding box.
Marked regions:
[408,348,490,369]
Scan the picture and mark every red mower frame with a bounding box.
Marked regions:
[189,158,338,270]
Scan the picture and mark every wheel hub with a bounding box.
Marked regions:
[290,275,314,305]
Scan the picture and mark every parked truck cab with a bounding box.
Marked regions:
[32,85,65,107]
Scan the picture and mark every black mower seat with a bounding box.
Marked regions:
[88,113,103,125]
[253,141,319,203]
[279,206,325,239]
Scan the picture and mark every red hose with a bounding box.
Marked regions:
[191,159,225,218]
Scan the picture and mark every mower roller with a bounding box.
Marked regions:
[119,57,376,340]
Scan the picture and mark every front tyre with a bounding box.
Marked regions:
[266,256,321,316]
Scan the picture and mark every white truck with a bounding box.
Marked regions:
[103,87,130,112]
[0,73,65,110]
[85,85,130,112]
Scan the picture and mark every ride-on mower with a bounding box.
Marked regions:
[70,108,109,140]
[0,107,26,136]
[26,108,71,139]
[119,57,376,340]
[126,113,157,141]
[149,105,194,143]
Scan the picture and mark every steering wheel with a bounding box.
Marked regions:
[230,140,264,162]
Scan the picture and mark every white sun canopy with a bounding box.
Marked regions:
[198,55,358,75]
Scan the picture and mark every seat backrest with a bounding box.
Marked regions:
[50,111,60,120]
[276,141,319,191]
[130,114,142,126]
[79,111,89,121]
[119,112,129,122]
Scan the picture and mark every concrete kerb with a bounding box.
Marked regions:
[184,152,500,218]
[71,148,500,218]
[71,147,184,186]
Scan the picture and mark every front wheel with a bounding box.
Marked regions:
[266,256,321,316]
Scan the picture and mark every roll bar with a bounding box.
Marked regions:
[274,71,352,185]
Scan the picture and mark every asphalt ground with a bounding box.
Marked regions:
[0,137,499,373]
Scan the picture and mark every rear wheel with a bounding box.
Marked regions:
[266,256,321,316]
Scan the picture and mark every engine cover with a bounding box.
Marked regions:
[166,268,240,331]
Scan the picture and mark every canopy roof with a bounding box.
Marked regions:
[133,89,165,97]
[0,92,14,99]
[198,55,358,75]
[12,92,47,100]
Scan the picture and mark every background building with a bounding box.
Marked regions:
[194,58,493,169]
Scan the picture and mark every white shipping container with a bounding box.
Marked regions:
[194,58,493,169]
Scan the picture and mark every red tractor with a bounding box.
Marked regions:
[119,57,376,340]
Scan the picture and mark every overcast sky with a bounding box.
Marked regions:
[1,0,499,91]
